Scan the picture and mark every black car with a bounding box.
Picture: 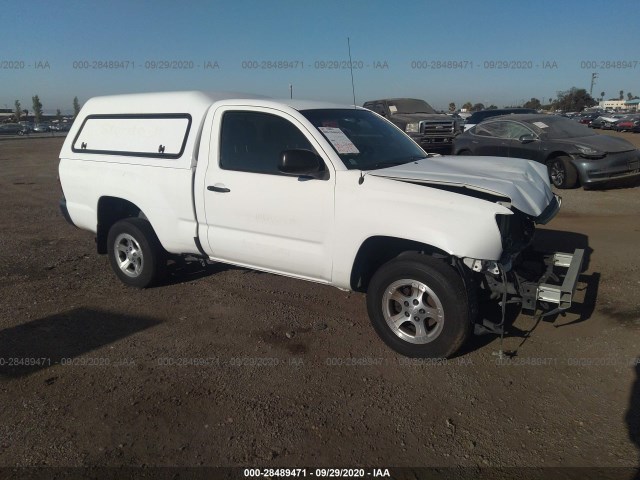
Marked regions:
[576,112,602,125]
[463,108,538,130]
[0,123,30,135]
[453,114,640,189]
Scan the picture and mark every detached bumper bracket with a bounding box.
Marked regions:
[535,249,585,311]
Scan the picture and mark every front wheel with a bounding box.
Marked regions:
[548,156,578,189]
[366,254,471,358]
[107,218,165,288]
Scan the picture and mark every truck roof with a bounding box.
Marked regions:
[80,91,358,114]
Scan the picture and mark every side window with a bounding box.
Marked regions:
[474,121,510,138]
[368,103,386,116]
[504,122,534,139]
[220,111,316,175]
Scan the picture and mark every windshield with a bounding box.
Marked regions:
[386,99,436,114]
[301,109,428,170]
[524,116,597,139]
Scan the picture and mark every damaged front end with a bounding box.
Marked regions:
[463,195,584,335]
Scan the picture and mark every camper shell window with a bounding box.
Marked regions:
[71,114,192,159]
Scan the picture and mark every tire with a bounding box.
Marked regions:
[17,131,24,136]
[366,254,471,358]
[107,218,165,288]
[457,150,473,156]
[548,156,578,189]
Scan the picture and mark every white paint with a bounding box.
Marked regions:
[59,90,558,290]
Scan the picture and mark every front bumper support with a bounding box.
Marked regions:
[520,249,585,312]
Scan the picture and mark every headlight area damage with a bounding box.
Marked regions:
[370,157,584,334]
[463,195,584,336]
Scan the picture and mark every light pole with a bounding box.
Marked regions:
[590,72,598,96]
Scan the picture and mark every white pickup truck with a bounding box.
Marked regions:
[58,91,583,358]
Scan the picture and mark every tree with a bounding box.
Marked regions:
[56,109,62,122]
[486,105,498,110]
[619,90,624,100]
[600,91,605,101]
[14,100,21,122]
[462,101,473,111]
[552,87,597,112]
[523,97,542,109]
[472,103,485,111]
[448,102,456,112]
[628,92,634,101]
[32,95,43,124]
[73,97,81,117]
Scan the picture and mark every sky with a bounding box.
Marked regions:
[1,0,639,114]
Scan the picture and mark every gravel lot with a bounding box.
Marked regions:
[0,133,639,475]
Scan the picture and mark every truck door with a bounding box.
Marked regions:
[202,107,335,282]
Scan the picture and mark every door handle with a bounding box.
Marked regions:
[207,185,230,193]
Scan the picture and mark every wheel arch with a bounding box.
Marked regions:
[456,149,473,155]
[96,196,148,254]
[349,236,452,293]
[545,151,581,186]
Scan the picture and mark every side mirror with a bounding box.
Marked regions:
[519,133,537,144]
[278,149,324,179]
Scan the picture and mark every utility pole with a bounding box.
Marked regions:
[590,72,598,96]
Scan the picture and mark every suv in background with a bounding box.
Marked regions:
[464,108,537,131]
[363,98,458,152]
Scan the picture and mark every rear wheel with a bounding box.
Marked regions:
[548,156,578,189]
[107,218,165,288]
[457,150,473,156]
[366,254,471,358]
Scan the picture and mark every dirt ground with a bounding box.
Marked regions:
[0,133,639,476]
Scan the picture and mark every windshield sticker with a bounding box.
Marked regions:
[388,105,398,113]
[533,121,549,128]
[318,127,360,154]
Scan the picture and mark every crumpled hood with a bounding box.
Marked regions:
[368,156,554,217]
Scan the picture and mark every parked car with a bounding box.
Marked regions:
[32,123,51,132]
[615,115,640,132]
[58,91,583,359]
[453,114,640,189]
[600,114,626,130]
[463,108,537,131]
[0,123,30,135]
[576,112,601,124]
[589,115,624,129]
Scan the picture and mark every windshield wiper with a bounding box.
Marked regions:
[367,156,427,170]
[367,162,404,170]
